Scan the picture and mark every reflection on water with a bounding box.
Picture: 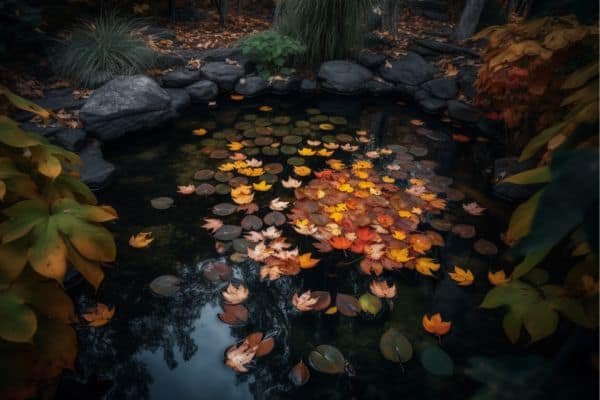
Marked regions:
[55,95,594,400]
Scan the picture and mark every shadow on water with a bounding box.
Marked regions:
[54,95,595,400]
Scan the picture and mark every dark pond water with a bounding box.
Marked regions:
[56,95,596,400]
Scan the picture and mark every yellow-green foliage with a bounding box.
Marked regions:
[0,86,117,397]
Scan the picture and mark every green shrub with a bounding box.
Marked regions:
[278,0,373,67]
[238,30,305,78]
[51,15,156,88]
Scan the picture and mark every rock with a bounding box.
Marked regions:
[201,62,245,91]
[422,77,458,100]
[270,76,301,95]
[80,75,176,141]
[365,79,395,95]
[185,80,219,102]
[79,140,115,191]
[408,44,440,58]
[447,100,481,123]
[318,61,373,94]
[457,68,478,99]
[412,38,480,57]
[300,79,319,94]
[418,96,447,114]
[142,26,177,41]
[394,83,418,98]
[161,69,202,88]
[166,88,191,112]
[356,50,386,68]
[235,76,268,97]
[200,48,243,62]
[493,157,540,201]
[379,52,437,85]
[52,128,87,151]
[155,54,186,69]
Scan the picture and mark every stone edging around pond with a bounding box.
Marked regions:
[16,48,503,194]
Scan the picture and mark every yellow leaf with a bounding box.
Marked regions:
[228,141,244,151]
[422,313,451,336]
[449,266,474,286]
[488,270,510,285]
[325,306,337,315]
[415,258,440,276]
[298,147,316,156]
[387,248,413,263]
[294,166,311,177]
[192,128,208,136]
[298,253,320,269]
[129,232,153,248]
[253,181,272,191]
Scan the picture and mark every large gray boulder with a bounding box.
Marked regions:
[318,61,373,94]
[422,77,458,100]
[80,75,176,141]
[447,100,481,123]
[234,76,268,97]
[165,88,191,111]
[161,69,202,88]
[185,80,219,102]
[379,52,437,85]
[201,62,245,91]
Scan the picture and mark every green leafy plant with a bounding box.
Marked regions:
[278,0,373,66]
[238,30,305,78]
[51,14,156,88]
[0,86,117,397]
[476,17,599,343]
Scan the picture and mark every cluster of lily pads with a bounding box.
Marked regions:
[135,104,505,380]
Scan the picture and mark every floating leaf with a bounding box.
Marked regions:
[359,292,382,315]
[82,303,115,328]
[336,293,361,317]
[149,275,181,296]
[222,282,249,304]
[379,328,413,363]
[213,225,242,241]
[150,197,174,210]
[308,345,345,374]
[196,183,216,196]
[289,360,310,386]
[420,346,454,376]
[212,203,238,216]
[219,304,248,325]
[129,232,153,248]
[202,262,232,282]
[474,239,498,255]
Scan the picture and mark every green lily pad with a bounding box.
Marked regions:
[273,116,291,124]
[209,149,230,159]
[283,135,302,145]
[243,129,257,138]
[213,131,227,139]
[214,171,234,183]
[260,173,278,184]
[232,238,252,253]
[235,121,253,130]
[243,113,257,121]
[243,147,260,156]
[200,138,218,147]
[379,328,413,363]
[409,146,428,157]
[287,157,305,166]
[254,137,273,146]
[281,145,298,155]
[305,108,321,115]
[255,126,273,135]
[321,135,336,143]
[308,345,345,374]
[358,293,382,315]
[150,197,174,210]
[329,116,347,125]
[295,120,311,128]
[264,163,284,174]
[215,183,231,195]
[149,275,181,297]
[420,346,454,377]
[229,177,248,187]
[262,147,279,156]
[336,293,361,317]
[212,203,237,216]
[309,115,328,123]
[335,133,353,143]
[272,126,289,137]
[255,118,271,127]
[241,215,263,230]
[264,211,286,226]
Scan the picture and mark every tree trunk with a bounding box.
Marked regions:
[214,0,229,25]
[273,0,283,27]
[452,0,487,41]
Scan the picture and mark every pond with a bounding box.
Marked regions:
[56,95,594,400]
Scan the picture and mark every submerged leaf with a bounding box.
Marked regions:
[308,345,345,374]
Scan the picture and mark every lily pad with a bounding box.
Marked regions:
[321,135,336,143]
[196,183,215,196]
[335,134,353,143]
[308,345,345,374]
[329,116,347,125]
[244,113,257,121]
[452,224,476,239]
[202,262,232,282]
[289,360,310,386]
[194,169,215,181]
[283,135,302,145]
[149,275,181,296]
[379,328,413,363]
[218,304,248,325]
[150,197,174,210]
[358,293,382,315]
[305,108,321,115]
[214,171,234,183]
[209,149,230,159]
[232,238,252,253]
[262,147,279,156]
[446,188,465,202]
[296,120,311,128]
[273,116,291,124]
[281,145,298,155]
[420,346,454,377]
[260,173,278,184]
[264,163,284,174]
[235,121,253,130]
[229,177,248,187]
[264,211,286,226]
[287,157,305,166]
[212,203,238,216]
[474,239,498,255]
[430,218,453,231]
[243,147,260,156]
[409,146,428,157]
[241,215,263,230]
[310,115,328,123]
[336,293,361,317]
[213,225,242,241]
[254,137,273,146]
[215,183,231,195]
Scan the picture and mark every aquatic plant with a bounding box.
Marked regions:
[277,0,374,66]
[0,86,117,397]
[475,16,599,343]
[51,14,156,88]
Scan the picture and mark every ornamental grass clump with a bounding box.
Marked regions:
[52,14,156,88]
